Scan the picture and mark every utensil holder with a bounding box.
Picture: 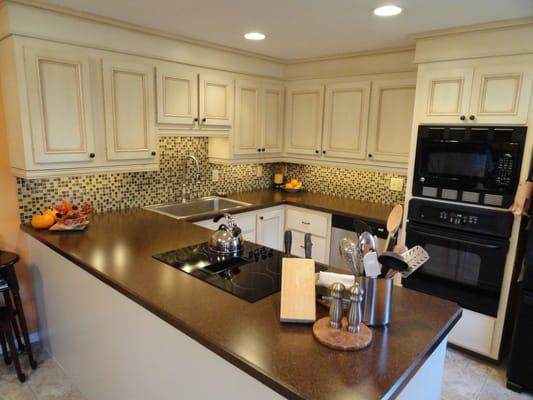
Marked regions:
[355,276,393,326]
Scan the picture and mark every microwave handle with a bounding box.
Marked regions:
[408,226,500,250]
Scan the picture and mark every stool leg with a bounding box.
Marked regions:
[0,330,12,365]
[4,324,26,382]
[4,292,25,352]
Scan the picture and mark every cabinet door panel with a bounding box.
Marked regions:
[262,83,284,153]
[322,81,370,160]
[156,66,198,126]
[284,84,324,156]
[234,80,261,155]
[103,59,156,160]
[367,78,416,163]
[470,64,532,124]
[24,46,95,163]
[256,208,284,251]
[199,73,234,129]
[419,68,473,124]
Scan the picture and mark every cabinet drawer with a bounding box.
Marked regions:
[286,207,329,237]
[290,231,327,264]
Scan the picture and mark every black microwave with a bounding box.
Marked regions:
[413,125,527,208]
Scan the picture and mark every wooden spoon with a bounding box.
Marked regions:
[384,204,403,252]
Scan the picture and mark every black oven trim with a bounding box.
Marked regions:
[412,125,527,208]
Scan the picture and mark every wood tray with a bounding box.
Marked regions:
[313,316,372,351]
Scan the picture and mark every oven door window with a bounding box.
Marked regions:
[422,243,482,286]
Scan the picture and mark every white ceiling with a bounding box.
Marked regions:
[44,0,533,60]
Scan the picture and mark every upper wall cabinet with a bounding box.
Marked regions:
[155,65,198,127]
[284,83,324,156]
[367,78,416,163]
[322,81,371,160]
[24,46,96,164]
[418,64,532,124]
[102,58,157,161]
[155,66,234,132]
[262,82,284,154]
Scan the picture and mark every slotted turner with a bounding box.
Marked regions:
[400,246,430,278]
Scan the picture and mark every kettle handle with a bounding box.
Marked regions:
[213,213,236,229]
[213,214,225,223]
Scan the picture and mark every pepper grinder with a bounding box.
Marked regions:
[347,283,364,333]
[329,282,345,329]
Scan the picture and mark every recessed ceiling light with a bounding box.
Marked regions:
[244,32,266,41]
[373,5,403,16]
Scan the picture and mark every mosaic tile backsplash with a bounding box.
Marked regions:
[16,136,405,222]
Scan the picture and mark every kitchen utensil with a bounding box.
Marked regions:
[280,258,316,323]
[356,276,393,326]
[312,317,372,351]
[384,204,403,252]
[304,233,313,258]
[339,237,360,276]
[284,230,292,255]
[399,246,430,278]
[363,252,381,278]
[378,251,409,278]
[316,271,355,288]
[347,283,364,333]
[208,213,243,254]
[357,232,377,255]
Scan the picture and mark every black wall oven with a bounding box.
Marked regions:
[403,199,514,316]
[413,125,526,208]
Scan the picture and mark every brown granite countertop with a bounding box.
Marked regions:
[186,189,395,225]
[22,206,461,400]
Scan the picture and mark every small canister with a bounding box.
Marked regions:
[355,276,393,326]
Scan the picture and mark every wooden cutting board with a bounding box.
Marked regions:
[280,258,316,323]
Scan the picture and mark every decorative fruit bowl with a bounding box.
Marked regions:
[283,179,303,193]
[31,200,94,231]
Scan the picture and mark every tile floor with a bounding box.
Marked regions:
[0,344,532,399]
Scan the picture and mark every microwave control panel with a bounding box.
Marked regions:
[437,210,479,226]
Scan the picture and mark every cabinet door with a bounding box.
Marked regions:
[102,58,157,161]
[322,81,370,160]
[199,73,234,129]
[234,79,262,155]
[24,46,95,164]
[262,83,284,154]
[156,65,198,126]
[256,208,284,251]
[284,84,324,156]
[367,78,416,163]
[469,64,532,124]
[418,68,473,124]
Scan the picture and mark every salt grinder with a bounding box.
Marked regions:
[329,282,345,329]
[348,283,364,334]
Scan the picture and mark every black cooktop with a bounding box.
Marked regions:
[153,242,287,302]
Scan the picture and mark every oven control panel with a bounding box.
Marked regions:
[408,199,514,238]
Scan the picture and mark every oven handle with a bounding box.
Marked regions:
[406,223,507,250]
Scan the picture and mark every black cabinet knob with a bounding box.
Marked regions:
[261,148,266,152]
[257,148,261,152]
[322,150,326,154]
[315,150,319,154]
[460,115,466,121]
[368,154,373,158]
[194,117,198,122]
[202,118,207,122]
[259,216,264,220]
[89,153,95,158]
[469,115,476,121]
[151,151,156,156]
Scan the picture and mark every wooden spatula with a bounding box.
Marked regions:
[384,204,403,252]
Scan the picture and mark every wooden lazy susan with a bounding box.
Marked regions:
[313,317,372,351]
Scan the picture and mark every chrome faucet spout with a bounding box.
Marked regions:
[181,154,201,203]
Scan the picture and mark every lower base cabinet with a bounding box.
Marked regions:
[256,207,285,252]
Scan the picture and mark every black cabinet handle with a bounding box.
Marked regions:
[315,150,319,154]
[151,151,156,156]
[368,154,373,158]
[469,115,476,121]
[460,115,466,121]
[89,153,95,158]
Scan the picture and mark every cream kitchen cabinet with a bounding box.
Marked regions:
[102,57,158,161]
[256,207,285,251]
[418,64,532,124]
[366,77,416,163]
[234,80,283,156]
[156,66,234,132]
[23,45,97,164]
[284,83,324,157]
[321,80,371,160]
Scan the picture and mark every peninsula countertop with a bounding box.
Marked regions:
[22,201,461,400]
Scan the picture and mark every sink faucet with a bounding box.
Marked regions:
[181,154,201,203]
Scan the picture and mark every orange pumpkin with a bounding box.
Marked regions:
[31,213,55,230]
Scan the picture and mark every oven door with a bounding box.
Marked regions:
[404,222,509,316]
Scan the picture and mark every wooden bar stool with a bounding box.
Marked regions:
[0,285,26,382]
[0,251,37,371]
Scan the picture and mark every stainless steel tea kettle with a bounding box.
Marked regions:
[209,213,243,254]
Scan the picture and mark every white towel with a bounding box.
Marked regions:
[316,271,355,288]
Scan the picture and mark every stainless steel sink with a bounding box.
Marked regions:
[144,196,251,219]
